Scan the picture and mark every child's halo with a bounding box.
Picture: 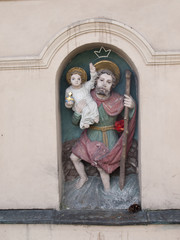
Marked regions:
[66,67,87,84]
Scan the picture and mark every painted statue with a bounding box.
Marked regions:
[65,63,99,129]
[68,60,136,191]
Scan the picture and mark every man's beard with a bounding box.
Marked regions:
[95,87,110,96]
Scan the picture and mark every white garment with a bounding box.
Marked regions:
[65,73,99,129]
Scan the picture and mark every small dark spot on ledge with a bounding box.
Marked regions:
[128,204,141,213]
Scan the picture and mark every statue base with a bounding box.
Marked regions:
[62,173,140,210]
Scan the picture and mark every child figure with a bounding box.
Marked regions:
[65,63,99,129]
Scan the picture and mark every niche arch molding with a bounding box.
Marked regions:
[0,18,180,71]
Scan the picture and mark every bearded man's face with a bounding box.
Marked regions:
[95,73,113,97]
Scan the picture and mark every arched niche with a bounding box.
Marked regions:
[52,19,151,209]
[57,43,139,210]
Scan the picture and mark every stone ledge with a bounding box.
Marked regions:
[0,209,179,226]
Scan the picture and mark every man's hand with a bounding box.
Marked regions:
[75,99,87,113]
[124,94,135,109]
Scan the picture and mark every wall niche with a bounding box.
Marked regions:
[59,45,139,210]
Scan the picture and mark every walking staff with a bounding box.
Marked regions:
[120,70,132,190]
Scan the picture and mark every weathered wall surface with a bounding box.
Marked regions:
[0,0,180,57]
[0,224,180,240]
[0,0,180,212]
[0,0,180,239]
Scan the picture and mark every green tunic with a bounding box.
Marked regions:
[87,104,119,150]
[72,103,135,150]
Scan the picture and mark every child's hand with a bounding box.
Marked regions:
[89,63,96,73]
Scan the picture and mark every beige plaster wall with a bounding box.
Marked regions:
[0,0,180,211]
[0,224,180,240]
[0,68,60,209]
[0,0,180,58]
[138,64,180,209]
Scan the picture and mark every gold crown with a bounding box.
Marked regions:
[66,67,87,84]
[94,47,111,58]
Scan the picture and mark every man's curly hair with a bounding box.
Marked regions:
[95,69,117,89]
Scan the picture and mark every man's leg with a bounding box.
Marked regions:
[70,153,88,189]
[97,167,110,192]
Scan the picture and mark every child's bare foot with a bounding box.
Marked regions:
[94,116,99,123]
[76,177,88,189]
[83,123,90,129]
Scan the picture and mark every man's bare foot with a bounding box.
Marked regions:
[103,186,110,192]
[76,177,88,189]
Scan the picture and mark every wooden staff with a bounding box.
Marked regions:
[119,70,131,190]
